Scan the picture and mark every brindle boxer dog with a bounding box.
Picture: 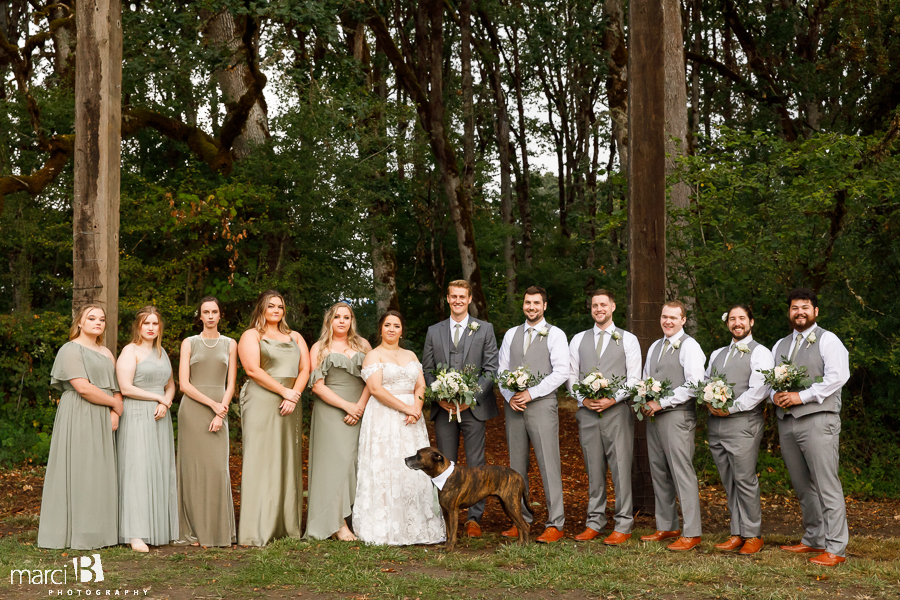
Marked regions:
[405,447,530,550]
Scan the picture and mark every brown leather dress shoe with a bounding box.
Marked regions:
[809,552,846,567]
[667,536,702,552]
[465,521,482,538]
[739,538,764,555]
[780,543,825,554]
[574,527,601,541]
[602,532,632,546]
[640,530,681,542]
[714,535,743,551]
[536,527,564,543]
[501,526,519,538]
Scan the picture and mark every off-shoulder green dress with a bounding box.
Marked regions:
[238,338,303,546]
[37,342,119,549]
[305,351,366,539]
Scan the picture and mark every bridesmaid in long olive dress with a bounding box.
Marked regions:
[38,305,123,549]
[116,306,179,552]
[237,290,310,546]
[305,302,372,541]
[176,296,238,546]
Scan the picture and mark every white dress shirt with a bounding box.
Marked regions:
[449,313,470,347]
[642,329,706,409]
[567,323,641,406]
[498,318,569,403]
[704,335,774,413]
[769,325,850,405]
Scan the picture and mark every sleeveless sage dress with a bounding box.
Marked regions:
[304,351,366,539]
[117,350,179,545]
[238,338,304,546]
[176,335,236,546]
[38,342,119,549]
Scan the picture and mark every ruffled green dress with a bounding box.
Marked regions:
[305,351,366,540]
[238,338,303,546]
[117,350,179,545]
[38,342,119,549]
[176,335,236,547]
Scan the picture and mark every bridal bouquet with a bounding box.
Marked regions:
[622,377,673,421]
[687,369,735,412]
[759,360,822,413]
[572,371,624,418]
[495,366,543,393]
[424,364,482,422]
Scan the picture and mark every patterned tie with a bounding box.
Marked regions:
[524,327,534,353]
[789,333,803,361]
[453,324,461,348]
[596,330,606,360]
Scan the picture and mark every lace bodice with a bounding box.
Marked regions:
[361,362,422,392]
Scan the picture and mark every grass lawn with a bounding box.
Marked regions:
[2,516,898,600]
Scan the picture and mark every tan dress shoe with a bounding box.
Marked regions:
[739,538,764,554]
[536,527,564,543]
[714,535,743,551]
[501,526,519,538]
[602,531,631,546]
[809,552,846,567]
[667,536,702,552]
[640,530,681,542]
[465,521,482,538]
[780,543,825,553]
[574,527,601,541]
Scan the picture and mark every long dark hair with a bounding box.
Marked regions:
[376,310,405,345]
[194,295,225,330]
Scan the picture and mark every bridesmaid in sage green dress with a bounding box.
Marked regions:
[305,302,372,541]
[176,296,238,546]
[116,306,178,552]
[237,290,310,546]
[38,305,123,549]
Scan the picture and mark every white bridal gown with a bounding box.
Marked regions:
[352,361,446,545]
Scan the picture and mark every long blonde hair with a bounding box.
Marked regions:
[316,302,367,363]
[130,306,164,357]
[248,289,292,336]
[69,304,106,344]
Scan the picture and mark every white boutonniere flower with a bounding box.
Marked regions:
[669,339,682,353]
[468,322,480,336]
[537,326,550,338]
[736,342,750,358]
[806,332,817,348]
[721,312,728,322]
[611,331,622,346]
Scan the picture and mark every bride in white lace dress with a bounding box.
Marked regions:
[352,311,446,545]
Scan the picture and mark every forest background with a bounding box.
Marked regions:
[1,0,898,497]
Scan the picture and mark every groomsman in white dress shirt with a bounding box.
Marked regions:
[639,301,706,551]
[705,304,774,555]
[567,289,641,545]
[497,285,569,543]
[771,288,850,567]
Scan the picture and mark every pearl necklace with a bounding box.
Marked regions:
[200,332,221,349]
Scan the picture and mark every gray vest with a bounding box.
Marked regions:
[508,324,556,403]
[773,326,841,418]
[577,327,627,381]
[709,339,762,417]
[646,335,695,413]
[448,324,465,371]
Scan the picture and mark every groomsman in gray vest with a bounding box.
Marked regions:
[497,285,569,543]
[423,279,499,538]
[567,289,641,545]
[771,288,850,567]
[705,304,774,555]
[640,301,706,551]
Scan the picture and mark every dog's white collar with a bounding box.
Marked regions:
[431,462,455,490]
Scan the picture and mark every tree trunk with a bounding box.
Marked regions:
[460,0,476,197]
[49,1,76,86]
[603,0,629,171]
[488,54,517,301]
[509,26,533,268]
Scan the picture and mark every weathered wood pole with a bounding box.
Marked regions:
[73,0,122,353]
[627,0,666,515]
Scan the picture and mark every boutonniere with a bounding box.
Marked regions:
[806,332,817,348]
[611,331,622,346]
[736,342,750,358]
[467,322,480,336]
[537,326,550,338]
[669,339,682,353]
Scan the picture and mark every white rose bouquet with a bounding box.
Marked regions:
[496,365,543,393]
[572,371,624,418]
[758,359,823,413]
[424,363,482,422]
[687,369,735,412]
[622,377,673,421]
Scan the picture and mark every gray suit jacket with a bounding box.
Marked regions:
[422,317,499,421]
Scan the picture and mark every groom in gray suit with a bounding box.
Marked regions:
[423,279,499,538]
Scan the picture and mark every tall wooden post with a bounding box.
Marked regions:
[627,0,666,515]
[73,0,122,353]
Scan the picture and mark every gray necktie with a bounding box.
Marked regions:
[524,327,534,353]
[453,324,461,348]
[789,334,803,361]
[595,330,606,360]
